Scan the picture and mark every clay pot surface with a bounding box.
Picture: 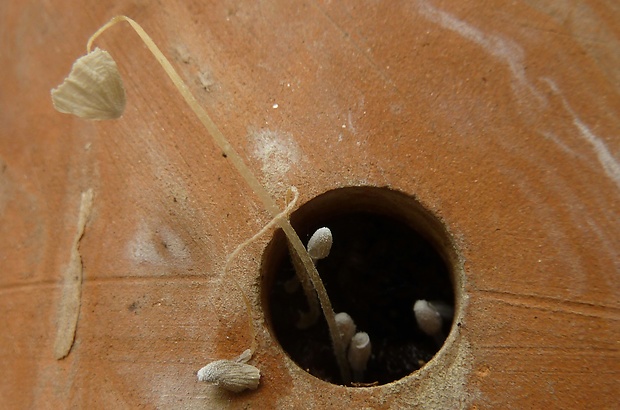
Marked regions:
[1,1,618,408]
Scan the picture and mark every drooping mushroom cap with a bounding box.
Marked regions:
[51,48,126,120]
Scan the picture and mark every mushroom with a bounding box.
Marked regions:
[347,332,371,382]
[307,227,333,263]
[413,299,453,345]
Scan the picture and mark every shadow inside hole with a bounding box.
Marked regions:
[262,187,457,386]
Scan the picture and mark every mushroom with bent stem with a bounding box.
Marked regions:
[51,16,352,384]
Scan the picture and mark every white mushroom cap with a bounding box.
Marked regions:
[307,227,333,261]
[413,299,443,336]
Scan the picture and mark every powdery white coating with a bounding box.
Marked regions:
[307,227,333,261]
[51,48,126,120]
[347,332,371,374]
[128,222,190,267]
[197,349,260,393]
[335,312,357,345]
[414,299,443,336]
[250,129,301,196]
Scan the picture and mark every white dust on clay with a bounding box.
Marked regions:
[127,221,191,268]
[249,129,301,197]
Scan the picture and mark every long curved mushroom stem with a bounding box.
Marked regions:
[86,16,350,383]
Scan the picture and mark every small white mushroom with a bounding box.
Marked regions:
[197,349,260,393]
[347,332,371,382]
[51,48,126,120]
[307,227,333,262]
[335,312,357,346]
[413,300,443,337]
[414,299,455,347]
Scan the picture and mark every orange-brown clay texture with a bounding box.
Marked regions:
[1,1,618,409]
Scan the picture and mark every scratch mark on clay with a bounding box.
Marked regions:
[544,79,620,190]
[572,119,620,189]
[346,111,357,135]
[416,0,545,105]
[539,130,594,167]
[477,289,620,321]
[54,189,94,360]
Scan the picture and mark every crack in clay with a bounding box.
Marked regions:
[53,188,94,360]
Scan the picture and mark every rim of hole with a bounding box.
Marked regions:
[260,186,464,386]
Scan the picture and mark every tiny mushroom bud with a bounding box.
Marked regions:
[335,312,357,346]
[347,331,371,382]
[197,349,260,393]
[51,48,126,120]
[413,299,443,338]
[307,227,333,262]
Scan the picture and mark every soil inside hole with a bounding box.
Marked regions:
[267,210,454,386]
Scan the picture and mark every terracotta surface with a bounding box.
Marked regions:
[1,1,619,408]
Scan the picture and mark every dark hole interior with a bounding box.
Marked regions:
[262,187,456,386]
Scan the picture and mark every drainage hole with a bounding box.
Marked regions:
[263,187,455,386]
